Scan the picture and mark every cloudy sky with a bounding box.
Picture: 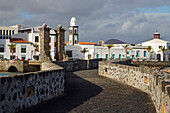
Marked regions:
[0,0,170,44]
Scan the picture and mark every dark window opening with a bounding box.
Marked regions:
[66,51,72,57]
[35,36,39,42]
[0,44,4,52]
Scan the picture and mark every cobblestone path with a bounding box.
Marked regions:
[19,69,156,113]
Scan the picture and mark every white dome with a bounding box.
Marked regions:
[70,17,77,26]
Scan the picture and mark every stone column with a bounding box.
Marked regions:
[39,24,51,63]
[55,25,66,61]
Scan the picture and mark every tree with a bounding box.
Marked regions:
[146,46,152,60]
[81,48,88,59]
[107,44,114,59]
[8,43,16,60]
[123,44,131,58]
[160,46,169,61]
[31,43,38,60]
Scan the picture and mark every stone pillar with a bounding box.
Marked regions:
[39,24,51,63]
[55,25,66,61]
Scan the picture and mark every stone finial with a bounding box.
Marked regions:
[43,24,47,28]
[58,24,62,29]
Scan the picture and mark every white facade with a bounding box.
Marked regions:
[0,25,57,61]
[142,33,170,61]
[65,44,149,61]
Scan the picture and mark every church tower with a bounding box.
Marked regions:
[68,17,79,45]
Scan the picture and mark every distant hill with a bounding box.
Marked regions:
[105,39,126,44]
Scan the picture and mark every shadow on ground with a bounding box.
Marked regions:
[17,71,103,113]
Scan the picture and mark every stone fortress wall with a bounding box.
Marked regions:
[0,67,65,113]
[98,61,170,113]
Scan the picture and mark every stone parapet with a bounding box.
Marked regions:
[99,61,170,113]
[53,59,102,71]
[0,65,64,113]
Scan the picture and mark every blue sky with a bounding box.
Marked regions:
[0,0,170,44]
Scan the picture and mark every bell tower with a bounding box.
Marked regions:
[153,32,160,39]
[68,17,79,45]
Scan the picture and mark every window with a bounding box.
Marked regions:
[0,44,4,52]
[21,45,26,53]
[74,29,77,34]
[106,54,108,60]
[144,51,147,57]
[21,55,26,60]
[136,51,140,57]
[96,54,99,59]
[49,45,51,50]
[66,51,72,57]
[12,30,14,35]
[127,51,129,55]
[112,54,115,60]
[0,30,2,35]
[75,40,77,44]
[169,46,170,50]
[10,55,15,60]
[54,42,56,47]
[0,36,2,39]
[9,30,11,35]
[3,30,5,35]
[35,36,39,42]
[69,30,72,33]
[6,30,8,35]
[0,54,4,60]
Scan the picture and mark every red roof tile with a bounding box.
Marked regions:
[65,41,97,45]
[10,38,31,43]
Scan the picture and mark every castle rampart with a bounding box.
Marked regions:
[98,61,170,113]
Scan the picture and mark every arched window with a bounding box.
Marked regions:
[136,51,140,57]
[74,29,77,34]
[144,51,147,57]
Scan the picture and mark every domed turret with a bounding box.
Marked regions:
[70,17,77,26]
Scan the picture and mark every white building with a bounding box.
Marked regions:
[142,32,170,61]
[0,25,57,61]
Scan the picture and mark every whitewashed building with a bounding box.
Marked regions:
[142,32,170,61]
[0,25,57,60]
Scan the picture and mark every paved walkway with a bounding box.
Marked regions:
[20,69,156,113]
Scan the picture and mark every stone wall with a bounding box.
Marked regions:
[132,61,170,67]
[98,61,170,113]
[0,67,64,113]
[53,59,102,71]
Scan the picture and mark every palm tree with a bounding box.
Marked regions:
[146,46,152,60]
[8,43,16,60]
[107,44,114,59]
[160,46,169,61]
[31,43,38,60]
[81,48,88,59]
[123,44,131,58]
